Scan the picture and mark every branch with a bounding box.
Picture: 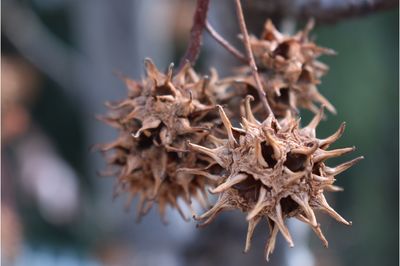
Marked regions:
[179,0,210,69]
[244,0,398,23]
[205,21,247,63]
[298,0,398,22]
[234,0,274,118]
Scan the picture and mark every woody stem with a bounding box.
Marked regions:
[234,0,274,118]
[179,0,210,69]
[205,20,247,63]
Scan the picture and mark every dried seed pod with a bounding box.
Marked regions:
[187,97,362,261]
[223,19,336,118]
[99,59,222,222]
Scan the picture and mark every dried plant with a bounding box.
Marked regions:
[221,19,337,118]
[187,99,362,260]
[98,0,364,261]
[99,59,224,222]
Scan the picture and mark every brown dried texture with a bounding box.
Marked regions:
[222,19,336,118]
[187,97,362,261]
[99,59,223,222]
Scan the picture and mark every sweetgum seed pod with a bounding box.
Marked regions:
[99,59,225,222]
[219,19,336,118]
[186,97,362,261]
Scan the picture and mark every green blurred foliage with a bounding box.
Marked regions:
[310,9,399,266]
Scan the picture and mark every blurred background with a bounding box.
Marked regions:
[1,0,398,265]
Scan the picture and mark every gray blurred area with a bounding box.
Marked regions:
[1,0,398,266]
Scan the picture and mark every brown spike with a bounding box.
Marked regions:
[177,168,221,181]
[302,18,315,39]
[244,217,261,253]
[313,225,329,248]
[291,194,317,227]
[158,200,168,225]
[176,118,209,135]
[316,194,351,225]
[296,214,329,247]
[173,60,191,83]
[195,189,209,210]
[144,58,160,82]
[114,71,142,97]
[314,147,355,163]
[167,194,189,222]
[319,122,346,149]
[176,176,191,203]
[125,78,142,97]
[135,193,146,222]
[123,155,142,176]
[150,152,167,198]
[255,139,269,168]
[247,187,267,220]
[324,156,364,176]
[312,174,333,183]
[165,144,187,153]
[304,105,325,137]
[104,99,134,109]
[291,141,318,156]
[207,135,227,147]
[101,135,130,151]
[199,187,211,209]
[265,223,279,261]
[283,167,305,185]
[296,213,312,225]
[141,200,154,217]
[165,62,174,83]
[188,91,193,105]
[95,115,121,129]
[243,95,260,125]
[187,200,198,218]
[201,75,211,97]
[188,143,226,167]
[217,105,237,146]
[196,196,233,227]
[199,187,211,206]
[211,173,248,194]
[187,67,200,82]
[264,130,282,160]
[240,118,251,132]
[124,192,135,212]
[324,185,344,192]
[132,117,161,138]
[151,177,162,200]
[262,19,283,41]
[155,95,175,102]
[288,90,298,113]
[313,89,336,114]
[165,81,181,97]
[270,203,294,247]
[123,108,141,122]
[98,168,119,177]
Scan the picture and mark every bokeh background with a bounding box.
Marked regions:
[1,1,398,266]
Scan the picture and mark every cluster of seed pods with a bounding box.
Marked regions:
[99,59,224,222]
[99,18,362,261]
[186,96,362,260]
[221,19,336,118]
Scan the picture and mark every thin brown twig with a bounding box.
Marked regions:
[205,21,247,63]
[233,0,274,118]
[244,0,398,24]
[179,0,210,69]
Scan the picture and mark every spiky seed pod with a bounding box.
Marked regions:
[99,59,222,222]
[222,19,336,118]
[187,96,362,261]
